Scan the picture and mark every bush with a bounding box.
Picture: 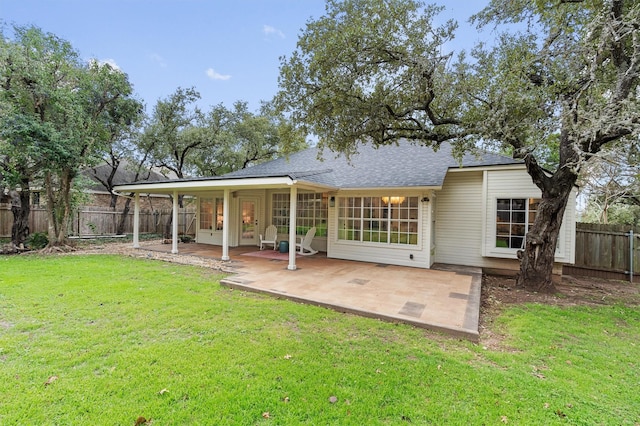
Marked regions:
[26,232,49,249]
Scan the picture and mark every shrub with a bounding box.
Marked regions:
[26,232,49,249]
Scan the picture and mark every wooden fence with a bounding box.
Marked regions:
[0,204,195,238]
[563,222,640,281]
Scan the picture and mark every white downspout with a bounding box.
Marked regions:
[133,193,140,248]
[288,185,298,270]
[171,190,179,254]
[222,188,230,261]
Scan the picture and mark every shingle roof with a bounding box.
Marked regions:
[224,140,521,189]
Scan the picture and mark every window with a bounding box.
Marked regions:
[272,193,328,237]
[496,198,539,249]
[199,198,213,230]
[200,197,224,231]
[337,196,419,245]
[215,198,224,231]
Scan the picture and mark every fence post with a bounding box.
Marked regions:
[629,229,634,283]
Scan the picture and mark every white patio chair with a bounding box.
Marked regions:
[259,225,278,250]
[296,227,318,256]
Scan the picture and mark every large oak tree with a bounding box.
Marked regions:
[276,0,640,292]
[0,25,141,248]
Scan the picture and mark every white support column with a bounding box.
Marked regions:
[133,193,140,248]
[221,189,230,261]
[171,190,179,254]
[288,185,298,270]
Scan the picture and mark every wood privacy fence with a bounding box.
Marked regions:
[0,205,196,238]
[563,222,640,281]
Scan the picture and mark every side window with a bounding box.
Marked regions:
[496,198,539,249]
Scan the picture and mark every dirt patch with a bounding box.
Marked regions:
[479,273,640,349]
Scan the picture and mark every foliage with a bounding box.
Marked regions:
[579,141,640,225]
[0,255,638,424]
[276,0,640,291]
[143,89,307,180]
[0,24,142,247]
[277,0,463,156]
[24,232,48,249]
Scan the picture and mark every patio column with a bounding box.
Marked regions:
[133,193,140,248]
[171,190,179,254]
[221,188,230,261]
[288,185,298,270]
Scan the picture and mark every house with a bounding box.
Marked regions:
[83,160,180,211]
[113,140,576,272]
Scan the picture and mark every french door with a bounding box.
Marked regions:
[239,198,258,246]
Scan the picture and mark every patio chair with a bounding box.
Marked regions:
[296,227,318,256]
[259,225,278,250]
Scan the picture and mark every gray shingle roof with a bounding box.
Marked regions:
[224,140,520,189]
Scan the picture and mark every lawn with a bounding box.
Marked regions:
[0,255,638,425]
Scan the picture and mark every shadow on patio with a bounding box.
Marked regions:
[142,242,481,341]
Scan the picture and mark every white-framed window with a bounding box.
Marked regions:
[199,198,213,230]
[199,197,224,231]
[214,197,224,231]
[272,193,328,237]
[337,196,419,245]
[496,198,539,249]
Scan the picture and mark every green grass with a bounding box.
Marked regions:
[0,255,638,425]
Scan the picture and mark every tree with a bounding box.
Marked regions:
[144,87,207,180]
[87,114,150,236]
[579,141,640,225]
[192,101,307,176]
[276,0,640,292]
[0,25,141,248]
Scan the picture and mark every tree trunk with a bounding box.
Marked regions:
[55,170,73,245]
[44,170,73,247]
[9,188,30,248]
[516,185,573,293]
[164,215,173,240]
[44,171,59,244]
[116,196,132,235]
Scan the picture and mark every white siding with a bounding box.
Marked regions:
[434,171,486,267]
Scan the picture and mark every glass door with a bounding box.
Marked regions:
[239,198,258,245]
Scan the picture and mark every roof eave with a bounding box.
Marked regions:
[114,176,296,193]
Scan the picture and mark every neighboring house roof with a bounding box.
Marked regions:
[84,160,170,192]
[223,140,521,189]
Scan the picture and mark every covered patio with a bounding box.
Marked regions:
[139,243,482,341]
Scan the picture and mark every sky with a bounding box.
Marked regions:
[1,0,492,113]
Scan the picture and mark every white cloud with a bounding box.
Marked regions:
[87,58,122,72]
[263,24,285,39]
[149,53,167,68]
[206,67,231,81]
[99,58,121,70]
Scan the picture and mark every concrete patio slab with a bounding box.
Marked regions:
[141,243,481,341]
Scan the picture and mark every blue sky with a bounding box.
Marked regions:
[1,0,491,113]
